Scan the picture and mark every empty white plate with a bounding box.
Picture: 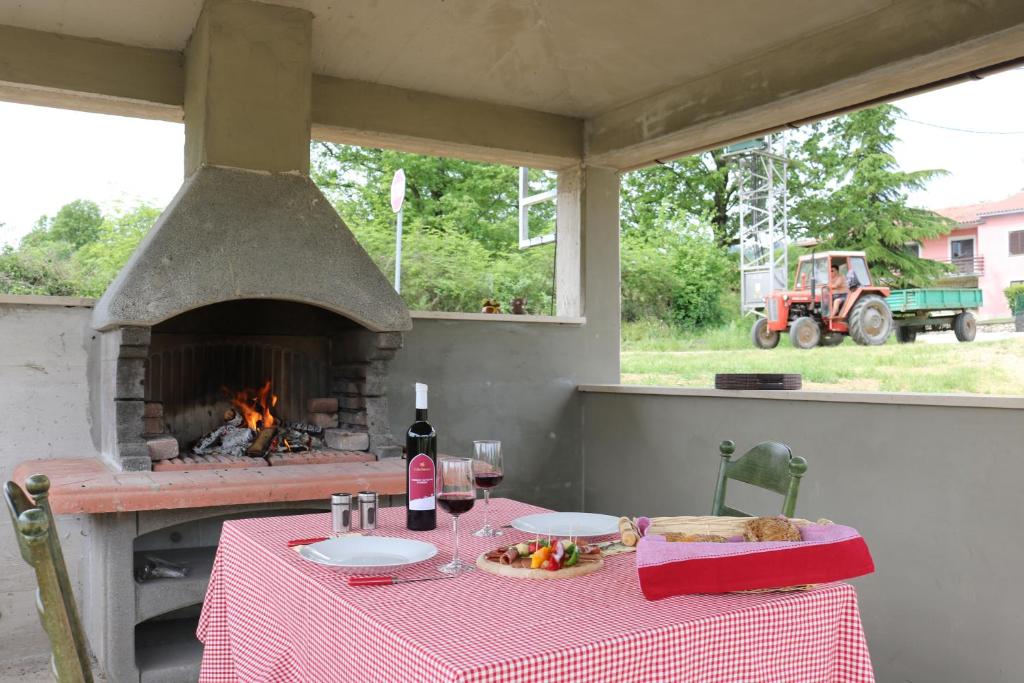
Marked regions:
[297,536,438,573]
[510,512,620,538]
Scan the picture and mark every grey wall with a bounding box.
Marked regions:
[386,318,616,511]
[581,388,1024,683]
[0,303,97,667]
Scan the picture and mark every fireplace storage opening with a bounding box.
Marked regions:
[96,299,404,471]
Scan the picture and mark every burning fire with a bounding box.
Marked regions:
[228,380,278,431]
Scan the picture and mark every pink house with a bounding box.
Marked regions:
[917,191,1024,319]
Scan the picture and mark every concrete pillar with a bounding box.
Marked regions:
[581,165,621,381]
[556,166,583,318]
[184,0,312,176]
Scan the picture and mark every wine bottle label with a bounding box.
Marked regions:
[408,453,435,511]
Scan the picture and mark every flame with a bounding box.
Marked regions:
[228,380,277,431]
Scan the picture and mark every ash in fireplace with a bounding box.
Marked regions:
[192,409,325,458]
[193,410,254,457]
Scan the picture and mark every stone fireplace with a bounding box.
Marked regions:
[85,0,412,473]
[89,167,411,471]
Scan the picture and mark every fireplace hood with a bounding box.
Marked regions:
[88,0,412,473]
[92,0,410,334]
[91,166,411,332]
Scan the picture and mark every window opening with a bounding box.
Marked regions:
[518,167,557,249]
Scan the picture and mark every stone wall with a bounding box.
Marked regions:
[580,387,1024,683]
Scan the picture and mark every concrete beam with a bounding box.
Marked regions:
[587,0,1024,169]
[0,22,582,168]
[311,76,582,169]
[0,24,183,121]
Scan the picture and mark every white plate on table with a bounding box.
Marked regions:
[297,536,437,574]
[510,512,620,538]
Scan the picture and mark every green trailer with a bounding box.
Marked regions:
[886,288,983,343]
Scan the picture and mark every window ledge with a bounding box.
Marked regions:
[411,311,585,324]
[577,384,1024,410]
[0,294,96,307]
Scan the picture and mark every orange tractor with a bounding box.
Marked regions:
[751,251,893,349]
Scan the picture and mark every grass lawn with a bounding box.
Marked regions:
[621,320,1024,394]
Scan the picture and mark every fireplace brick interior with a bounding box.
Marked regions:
[96,299,403,471]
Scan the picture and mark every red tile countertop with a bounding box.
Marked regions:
[12,457,406,515]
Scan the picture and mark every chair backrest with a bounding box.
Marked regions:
[5,476,93,683]
[711,440,808,518]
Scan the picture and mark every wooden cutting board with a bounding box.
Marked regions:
[475,553,603,579]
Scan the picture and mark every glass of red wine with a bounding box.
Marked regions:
[472,440,503,537]
[437,457,476,574]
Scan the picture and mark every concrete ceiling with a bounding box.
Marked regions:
[0,0,890,118]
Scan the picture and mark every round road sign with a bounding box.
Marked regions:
[390,169,406,213]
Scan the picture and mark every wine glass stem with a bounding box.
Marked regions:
[452,515,460,565]
[483,489,491,529]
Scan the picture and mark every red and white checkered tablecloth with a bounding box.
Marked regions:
[198,498,874,683]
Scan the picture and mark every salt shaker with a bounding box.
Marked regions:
[357,491,378,531]
[331,493,353,534]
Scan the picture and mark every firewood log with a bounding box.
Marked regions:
[247,427,277,457]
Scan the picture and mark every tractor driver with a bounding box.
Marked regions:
[828,262,849,317]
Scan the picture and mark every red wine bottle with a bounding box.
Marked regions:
[406,383,437,531]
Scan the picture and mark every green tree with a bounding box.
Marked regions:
[311,142,556,313]
[793,104,952,287]
[0,243,79,295]
[22,199,104,250]
[313,143,530,252]
[0,200,159,297]
[74,204,161,295]
[621,150,737,248]
[621,217,735,329]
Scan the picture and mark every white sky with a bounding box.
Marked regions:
[2,67,1024,247]
[892,67,1024,210]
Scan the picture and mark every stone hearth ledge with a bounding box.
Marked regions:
[12,457,406,515]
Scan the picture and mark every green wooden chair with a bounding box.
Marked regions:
[4,475,93,683]
[711,440,808,518]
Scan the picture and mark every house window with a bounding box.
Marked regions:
[902,242,921,257]
[1010,230,1024,256]
[949,237,975,275]
[950,237,974,260]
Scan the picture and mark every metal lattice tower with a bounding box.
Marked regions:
[726,134,790,313]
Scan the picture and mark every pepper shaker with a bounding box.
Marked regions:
[331,493,353,534]
[358,491,378,531]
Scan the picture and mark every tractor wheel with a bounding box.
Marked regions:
[751,318,780,349]
[820,332,844,347]
[895,326,917,344]
[789,317,821,349]
[953,311,977,342]
[848,294,893,346]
